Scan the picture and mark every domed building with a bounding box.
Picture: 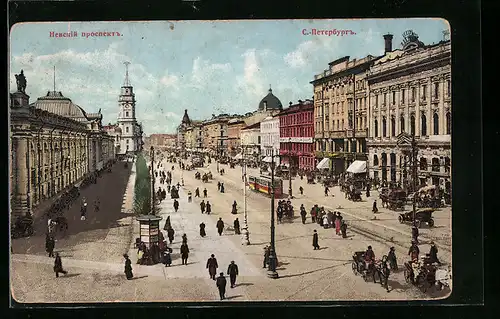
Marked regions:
[258,86,283,111]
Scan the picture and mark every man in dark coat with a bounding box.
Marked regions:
[216,218,224,236]
[195,187,200,197]
[312,230,320,250]
[182,233,188,245]
[200,222,206,237]
[173,199,179,212]
[216,272,227,300]
[217,181,221,191]
[123,254,133,279]
[206,201,212,214]
[411,226,419,244]
[408,241,420,261]
[54,253,68,277]
[300,204,307,224]
[203,188,208,198]
[227,261,239,288]
[200,200,206,214]
[429,241,441,265]
[340,220,348,238]
[206,254,218,280]
[180,243,189,265]
[45,234,55,257]
[233,218,240,235]
[220,183,225,193]
[263,246,269,268]
[299,186,304,195]
[162,189,166,200]
[167,227,175,244]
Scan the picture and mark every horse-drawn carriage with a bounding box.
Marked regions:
[417,185,444,208]
[403,255,450,292]
[347,187,362,201]
[352,252,390,287]
[398,208,435,228]
[380,188,407,211]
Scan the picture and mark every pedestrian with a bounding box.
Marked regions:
[324,186,329,196]
[408,241,420,261]
[123,254,133,280]
[429,241,441,265]
[300,204,307,224]
[263,246,270,268]
[80,202,87,221]
[233,218,240,235]
[53,252,68,278]
[372,200,378,215]
[217,181,221,191]
[206,254,219,280]
[227,261,239,288]
[335,213,341,235]
[180,243,189,265]
[206,201,212,215]
[45,233,55,257]
[340,220,348,238]
[94,198,100,213]
[173,199,179,212]
[299,186,304,195]
[203,188,208,198]
[167,227,175,244]
[216,272,227,300]
[312,230,320,250]
[200,222,206,237]
[216,218,224,236]
[411,225,419,244]
[195,187,200,197]
[182,233,188,245]
[200,200,206,213]
[220,183,225,193]
[322,214,329,229]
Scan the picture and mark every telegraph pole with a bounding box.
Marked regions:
[150,146,156,215]
[268,149,279,279]
[241,148,250,245]
[411,134,417,226]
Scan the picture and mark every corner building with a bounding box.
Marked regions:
[366,32,451,192]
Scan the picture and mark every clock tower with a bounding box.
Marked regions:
[116,62,141,155]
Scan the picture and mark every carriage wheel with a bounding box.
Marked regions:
[351,262,358,275]
[428,219,435,227]
[398,215,404,223]
[404,268,412,283]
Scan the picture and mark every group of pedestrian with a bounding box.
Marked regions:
[206,254,240,300]
[200,200,212,214]
[157,187,167,202]
[276,200,293,223]
[217,182,225,193]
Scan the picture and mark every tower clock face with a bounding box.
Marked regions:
[124,103,130,109]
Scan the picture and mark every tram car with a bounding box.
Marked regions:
[248,175,283,198]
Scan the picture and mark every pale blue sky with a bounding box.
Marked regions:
[10,19,449,134]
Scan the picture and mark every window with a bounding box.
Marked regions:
[421,114,427,136]
[391,116,396,136]
[341,120,344,130]
[382,117,387,137]
[374,119,378,137]
[373,155,379,166]
[420,158,428,171]
[126,111,129,117]
[446,112,451,134]
[422,85,427,101]
[434,82,439,99]
[433,113,439,135]
[447,80,451,97]
[401,89,405,103]
[126,127,129,133]
[410,115,416,135]
[126,139,129,144]
[400,115,405,133]
[384,93,387,105]
[337,120,339,130]
[375,95,378,106]
[411,87,416,102]
[392,91,396,104]
[432,158,440,172]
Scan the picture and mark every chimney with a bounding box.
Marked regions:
[289,101,293,106]
[383,34,393,53]
[298,99,303,105]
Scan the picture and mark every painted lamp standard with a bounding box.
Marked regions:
[150,146,156,215]
[397,132,418,227]
[267,149,279,279]
[287,137,293,198]
[241,146,250,245]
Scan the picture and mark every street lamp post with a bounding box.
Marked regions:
[267,149,279,279]
[150,146,156,215]
[288,137,292,198]
[411,134,418,226]
[241,147,250,245]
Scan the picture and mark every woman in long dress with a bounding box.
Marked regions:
[335,216,341,235]
[124,254,133,279]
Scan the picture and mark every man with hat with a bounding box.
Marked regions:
[227,260,239,288]
[428,241,441,265]
[263,245,270,268]
[216,272,227,300]
[123,254,133,280]
[206,254,219,280]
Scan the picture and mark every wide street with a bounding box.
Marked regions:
[10,156,452,303]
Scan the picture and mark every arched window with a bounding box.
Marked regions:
[391,116,396,136]
[421,114,427,136]
[373,155,379,166]
[341,119,344,130]
[432,158,440,172]
[419,157,428,171]
[400,115,405,133]
[382,117,387,137]
[446,112,451,134]
[410,115,416,135]
[374,119,378,137]
[433,113,439,135]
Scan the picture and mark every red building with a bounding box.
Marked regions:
[279,99,315,171]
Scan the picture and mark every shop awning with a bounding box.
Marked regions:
[233,153,243,160]
[262,156,271,163]
[316,158,330,169]
[346,160,367,174]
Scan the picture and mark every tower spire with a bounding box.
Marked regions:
[123,61,131,86]
[269,84,272,93]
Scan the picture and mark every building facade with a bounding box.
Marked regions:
[279,100,315,171]
[147,134,177,151]
[176,109,192,150]
[260,116,280,157]
[366,31,451,192]
[240,122,261,159]
[227,118,246,156]
[115,64,143,155]
[10,72,115,221]
[184,121,202,151]
[311,55,376,174]
[201,114,235,156]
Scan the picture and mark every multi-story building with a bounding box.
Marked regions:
[184,121,202,151]
[279,100,315,171]
[227,118,246,156]
[115,64,143,156]
[10,72,115,221]
[260,115,280,158]
[311,54,376,174]
[176,109,192,149]
[201,114,237,156]
[146,134,177,151]
[240,122,261,159]
[366,31,451,193]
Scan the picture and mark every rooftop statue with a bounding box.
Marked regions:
[15,70,27,93]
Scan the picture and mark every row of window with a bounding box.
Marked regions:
[280,143,314,153]
[374,80,451,106]
[280,112,313,126]
[373,154,451,173]
[373,112,451,137]
[280,126,314,138]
